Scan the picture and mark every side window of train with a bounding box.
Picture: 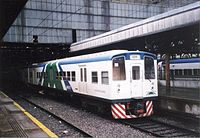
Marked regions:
[67,71,70,81]
[29,72,32,78]
[183,69,192,76]
[72,71,76,81]
[62,71,67,80]
[175,69,182,76]
[92,72,98,83]
[56,72,59,80]
[101,71,109,84]
[38,72,40,78]
[38,72,41,78]
[193,69,200,76]
[132,66,140,80]
[112,56,126,80]
[56,72,64,80]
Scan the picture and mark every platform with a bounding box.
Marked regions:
[158,85,200,101]
[156,85,200,118]
[0,91,57,138]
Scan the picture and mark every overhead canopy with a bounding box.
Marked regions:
[70,2,200,52]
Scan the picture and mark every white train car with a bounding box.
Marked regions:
[158,58,200,88]
[26,50,158,119]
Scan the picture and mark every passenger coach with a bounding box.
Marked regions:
[158,58,200,88]
[24,50,158,119]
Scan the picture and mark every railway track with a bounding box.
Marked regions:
[9,90,199,137]
[20,96,93,137]
[120,118,200,137]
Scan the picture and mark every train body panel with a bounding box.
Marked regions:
[23,50,158,119]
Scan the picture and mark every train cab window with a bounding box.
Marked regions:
[101,71,109,84]
[113,57,126,80]
[72,71,76,81]
[92,72,98,83]
[144,57,155,79]
[132,66,140,80]
[67,71,70,81]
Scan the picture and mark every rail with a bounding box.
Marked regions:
[119,118,200,137]
[21,96,93,137]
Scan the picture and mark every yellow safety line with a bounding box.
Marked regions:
[0,92,57,137]
[13,101,58,138]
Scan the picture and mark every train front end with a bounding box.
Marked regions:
[111,51,158,119]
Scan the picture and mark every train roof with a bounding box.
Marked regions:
[30,50,156,67]
[58,50,156,65]
[170,58,200,64]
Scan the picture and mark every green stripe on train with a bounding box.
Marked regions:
[43,63,63,90]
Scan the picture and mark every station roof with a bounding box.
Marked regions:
[71,2,200,52]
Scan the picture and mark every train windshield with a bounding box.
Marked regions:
[113,57,126,80]
[144,56,155,79]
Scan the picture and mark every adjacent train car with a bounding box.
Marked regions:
[158,58,200,88]
[24,50,158,119]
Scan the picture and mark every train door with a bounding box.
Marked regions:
[33,69,37,84]
[29,69,35,84]
[79,67,87,93]
[29,70,33,84]
[131,64,143,98]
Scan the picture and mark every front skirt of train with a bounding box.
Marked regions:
[111,100,153,119]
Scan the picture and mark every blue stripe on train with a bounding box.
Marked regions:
[58,63,73,93]
[170,58,200,64]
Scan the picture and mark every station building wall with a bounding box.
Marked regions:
[3,0,199,43]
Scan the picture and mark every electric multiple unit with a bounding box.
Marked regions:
[23,50,158,119]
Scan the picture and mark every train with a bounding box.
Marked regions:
[22,50,158,119]
[158,58,200,89]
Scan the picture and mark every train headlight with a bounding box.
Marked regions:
[117,84,120,93]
